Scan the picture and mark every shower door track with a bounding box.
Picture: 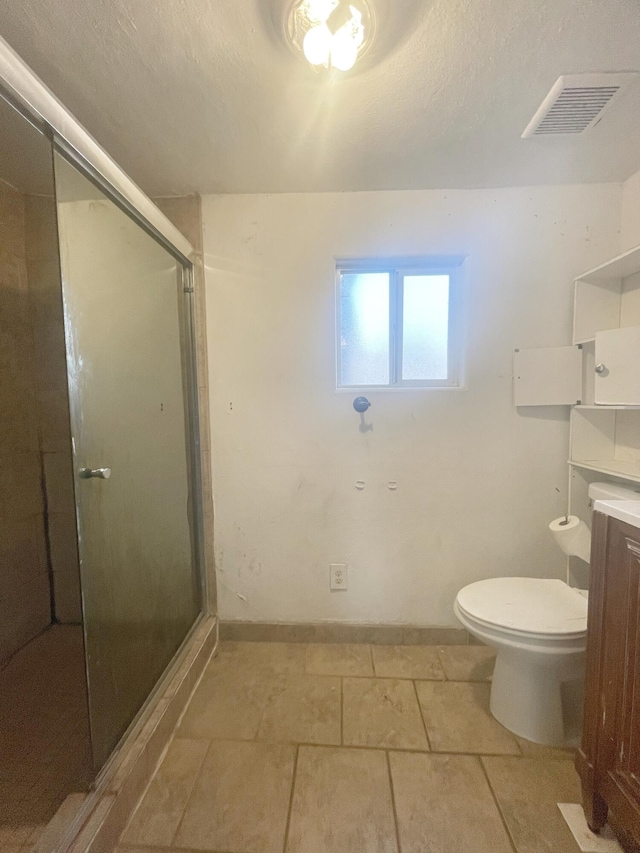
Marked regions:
[56,614,218,853]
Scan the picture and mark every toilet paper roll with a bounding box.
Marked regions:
[549,516,591,564]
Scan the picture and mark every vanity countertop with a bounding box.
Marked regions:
[594,499,640,529]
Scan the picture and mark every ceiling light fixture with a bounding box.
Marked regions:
[285,0,375,73]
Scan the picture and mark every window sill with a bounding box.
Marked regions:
[335,385,466,393]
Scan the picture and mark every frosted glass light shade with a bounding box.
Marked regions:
[303,24,332,65]
[285,0,374,72]
[330,25,359,70]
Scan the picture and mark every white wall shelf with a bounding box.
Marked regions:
[512,242,640,585]
[573,246,640,345]
[563,244,640,587]
[569,394,640,486]
[576,244,640,284]
[569,460,640,484]
[567,243,640,501]
[575,404,640,411]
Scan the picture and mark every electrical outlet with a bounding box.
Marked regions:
[330,563,348,591]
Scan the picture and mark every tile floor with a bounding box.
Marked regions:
[117,641,585,853]
[0,625,93,852]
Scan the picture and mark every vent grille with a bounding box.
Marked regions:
[522,73,638,138]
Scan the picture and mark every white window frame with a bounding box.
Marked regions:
[335,257,465,390]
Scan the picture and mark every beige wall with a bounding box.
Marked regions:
[0,180,51,662]
[25,196,81,623]
[203,183,621,628]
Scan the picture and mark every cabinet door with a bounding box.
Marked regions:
[601,520,640,844]
[513,346,582,406]
[594,326,640,404]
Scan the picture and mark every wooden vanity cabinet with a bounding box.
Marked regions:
[577,511,640,851]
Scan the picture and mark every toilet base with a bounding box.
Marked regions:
[490,645,585,746]
[454,596,587,747]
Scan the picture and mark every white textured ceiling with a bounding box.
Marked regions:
[0,0,639,195]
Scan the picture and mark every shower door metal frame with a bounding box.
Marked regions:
[0,34,209,765]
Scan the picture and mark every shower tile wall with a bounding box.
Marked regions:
[0,182,81,665]
[25,196,81,624]
[0,180,50,663]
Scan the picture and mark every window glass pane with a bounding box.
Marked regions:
[402,275,450,381]
[340,272,390,386]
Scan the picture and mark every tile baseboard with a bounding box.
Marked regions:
[219,621,469,646]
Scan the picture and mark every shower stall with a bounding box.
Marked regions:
[0,37,209,847]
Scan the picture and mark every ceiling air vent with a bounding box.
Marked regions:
[522,72,639,138]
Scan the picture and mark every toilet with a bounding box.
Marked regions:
[454,481,639,746]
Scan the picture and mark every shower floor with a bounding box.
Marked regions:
[0,625,94,852]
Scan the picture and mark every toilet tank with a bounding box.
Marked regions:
[588,481,640,502]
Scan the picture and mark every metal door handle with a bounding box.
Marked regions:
[594,363,607,374]
[79,467,111,479]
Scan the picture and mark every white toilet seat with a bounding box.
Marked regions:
[454,600,586,654]
[454,577,588,745]
[456,577,588,637]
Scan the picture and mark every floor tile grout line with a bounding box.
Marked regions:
[340,676,344,745]
[247,671,491,682]
[281,743,299,853]
[118,846,257,853]
[411,679,432,751]
[385,750,403,853]
[168,738,215,848]
[166,733,560,759]
[208,653,491,683]
[478,755,519,853]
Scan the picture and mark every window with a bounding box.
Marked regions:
[336,259,462,388]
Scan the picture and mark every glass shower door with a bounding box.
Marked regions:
[54,153,202,769]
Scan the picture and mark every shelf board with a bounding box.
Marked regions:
[575,404,640,411]
[573,337,595,345]
[569,459,640,484]
[576,243,640,284]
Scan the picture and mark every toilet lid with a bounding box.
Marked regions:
[456,578,588,636]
